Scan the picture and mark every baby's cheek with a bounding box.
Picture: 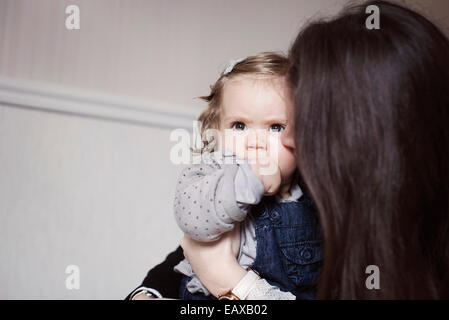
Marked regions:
[278,146,297,181]
[268,135,296,179]
[222,131,246,158]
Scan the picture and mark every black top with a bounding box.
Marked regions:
[125,246,184,300]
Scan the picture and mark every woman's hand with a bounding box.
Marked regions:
[132,293,175,300]
[132,292,157,300]
[180,224,247,298]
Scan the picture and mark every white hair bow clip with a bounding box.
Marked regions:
[223,57,245,75]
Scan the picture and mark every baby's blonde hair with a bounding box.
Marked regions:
[196,52,290,153]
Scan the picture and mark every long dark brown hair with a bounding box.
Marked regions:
[288,0,449,299]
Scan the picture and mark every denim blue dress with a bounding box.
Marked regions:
[179,192,323,300]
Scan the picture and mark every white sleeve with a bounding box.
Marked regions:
[231,269,296,300]
[246,279,296,300]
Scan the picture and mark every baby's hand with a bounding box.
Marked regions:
[247,150,281,196]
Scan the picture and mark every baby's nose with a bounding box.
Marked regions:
[247,129,267,150]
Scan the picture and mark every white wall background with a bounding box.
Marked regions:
[0,0,447,299]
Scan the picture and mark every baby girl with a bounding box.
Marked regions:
[173,52,322,300]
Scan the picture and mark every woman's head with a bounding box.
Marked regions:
[287,0,449,298]
[198,52,297,185]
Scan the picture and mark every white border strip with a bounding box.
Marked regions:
[0,76,199,130]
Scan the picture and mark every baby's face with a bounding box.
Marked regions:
[218,75,297,185]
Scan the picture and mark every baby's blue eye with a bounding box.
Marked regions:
[269,124,285,132]
[232,122,246,131]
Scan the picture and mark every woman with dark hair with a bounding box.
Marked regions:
[284,0,449,299]
[128,0,449,300]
